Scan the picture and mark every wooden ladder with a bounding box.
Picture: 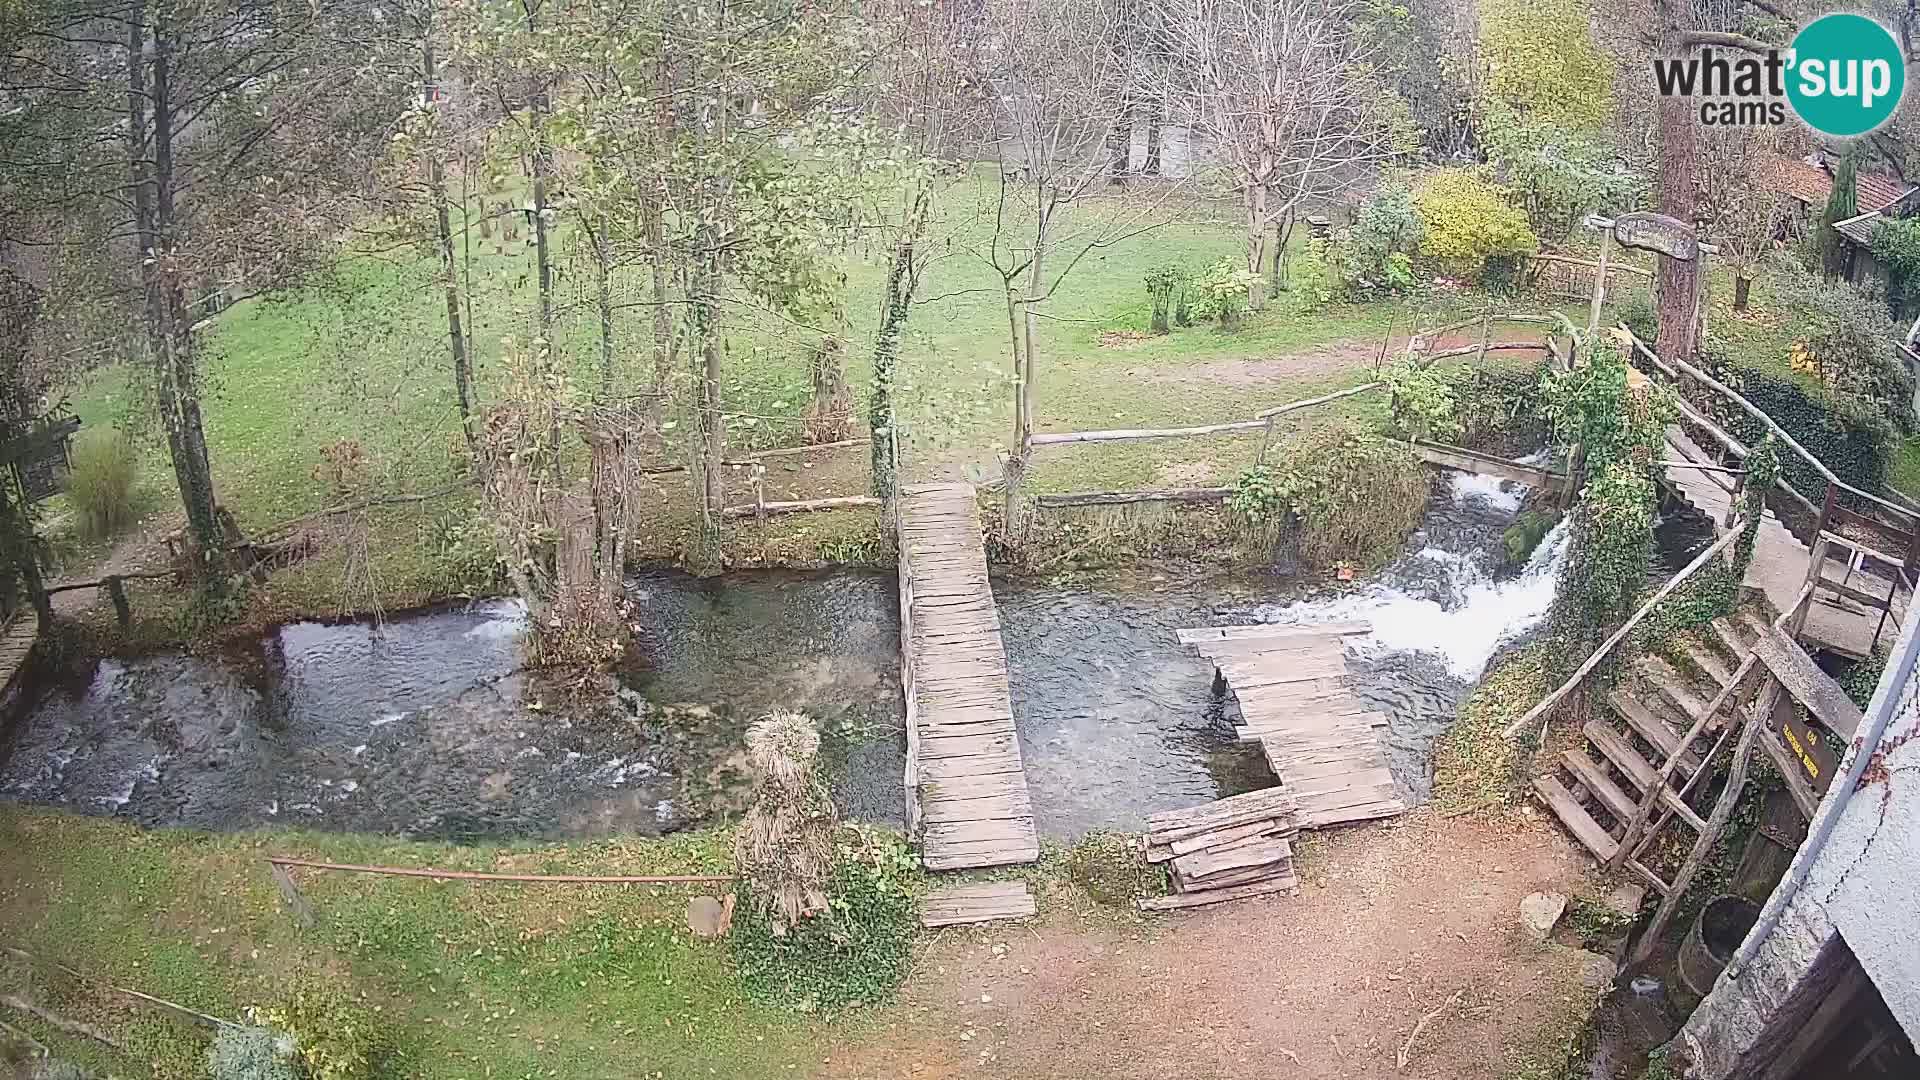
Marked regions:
[1532,611,1773,896]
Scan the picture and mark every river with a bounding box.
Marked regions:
[0,471,1574,843]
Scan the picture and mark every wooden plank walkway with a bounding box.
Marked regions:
[897,483,1039,871]
[1664,427,1907,658]
[0,614,38,703]
[1179,624,1407,828]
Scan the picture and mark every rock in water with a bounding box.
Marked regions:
[1520,891,1569,942]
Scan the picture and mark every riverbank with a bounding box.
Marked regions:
[0,804,1610,1080]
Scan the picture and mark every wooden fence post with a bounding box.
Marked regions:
[752,464,767,524]
[105,575,130,629]
[1587,228,1614,336]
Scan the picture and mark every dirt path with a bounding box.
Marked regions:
[49,517,176,616]
[824,810,1606,1080]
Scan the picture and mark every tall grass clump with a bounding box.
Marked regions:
[67,427,138,538]
[734,711,835,935]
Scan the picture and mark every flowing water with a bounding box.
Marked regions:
[1,471,1575,843]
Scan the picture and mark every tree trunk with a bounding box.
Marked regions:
[424,41,476,458]
[1653,29,1700,361]
[132,12,225,578]
[1107,104,1131,185]
[0,481,53,631]
[1143,114,1162,176]
[1273,207,1294,292]
[1245,184,1268,312]
[1002,284,1028,528]
[1733,273,1751,312]
[870,243,912,501]
[591,218,615,400]
[646,48,675,420]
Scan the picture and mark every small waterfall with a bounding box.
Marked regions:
[1255,473,1571,681]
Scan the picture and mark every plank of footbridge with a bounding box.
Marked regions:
[900,484,1039,871]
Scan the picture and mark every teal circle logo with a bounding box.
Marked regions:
[1787,14,1905,136]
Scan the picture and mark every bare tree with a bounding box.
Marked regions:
[1698,125,1797,313]
[969,0,1178,524]
[1156,0,1402,310]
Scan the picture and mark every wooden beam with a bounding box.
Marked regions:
[1034,487,1230,508]
[1751,626,1864,739]
[1412,439,1569,492]
[718,495,881,520]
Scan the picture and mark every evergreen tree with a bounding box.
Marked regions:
[1817,148,1862,280]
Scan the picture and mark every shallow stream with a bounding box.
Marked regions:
[1,472,1577,843]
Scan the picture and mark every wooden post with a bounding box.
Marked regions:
[752,464,767,524]
[1475,313,1492,367]
[1724,469,1746,531]
[1257,416,1276,464]
[1588,228,1614,336]
[105,575,130,629]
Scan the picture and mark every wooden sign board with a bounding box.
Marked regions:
[1773,695,1839,797]
[1613,212,1699,262]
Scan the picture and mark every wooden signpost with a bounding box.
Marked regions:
[1582,213,1717,350]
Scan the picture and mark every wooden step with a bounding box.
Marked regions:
[1582,720,1710,832]
[1639,657,1714,727]
[1561,748,1637,824]
[921,881,1037,927]
[1533,774,1620,862]
[1607,689,1701,774]
[1683,640,1736,687]
[1709,616,1754,659]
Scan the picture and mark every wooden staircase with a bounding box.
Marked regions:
[1532,611,1772,895]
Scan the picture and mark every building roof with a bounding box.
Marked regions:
[1833,209,1885,248]
[1774,154,1913,213]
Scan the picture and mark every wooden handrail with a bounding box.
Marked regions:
[1503,522,1748,739]
[1028,382,1384,446]
[1632,334,1920,526]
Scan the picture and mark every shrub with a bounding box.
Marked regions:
[1694,346,1896,501]
[1870,215,1920,316]
[1287,238,1341,312]
[1191,258,1261,326]
[1413,169,1538,280]
[1230,422,1427,568]
[424,510,504,593]
[246,986,388,1080]
[1383,359,1461,441]
[1446,360,1552,453]
[732,824,920,1011]
[67,427,138,538]
[1771,264,1914,430]
[1432,645,1555,813]
[1061,829,1165,906]
[1616,287,1659,344]
[1329,184,1422,297]
[1144,264,1187,334]
[206,1025,301,1080]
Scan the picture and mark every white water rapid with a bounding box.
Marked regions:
[1255,472,1571,681]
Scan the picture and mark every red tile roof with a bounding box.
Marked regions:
[1773,154,1912,212]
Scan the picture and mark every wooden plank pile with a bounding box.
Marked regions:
[1137,788,1301,912]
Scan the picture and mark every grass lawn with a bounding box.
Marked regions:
[1892,436,1920,501]
[0,809,837,1079]
[47,175,1508,623]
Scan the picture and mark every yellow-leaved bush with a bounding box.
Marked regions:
[1412,170,1537,280]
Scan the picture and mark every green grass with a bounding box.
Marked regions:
[51,175,1518,623]
[1891,435,1920,501]
[0,809,843,1079]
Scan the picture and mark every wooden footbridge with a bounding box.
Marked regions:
[1178,622,1407,827]
[896,483,1040,874]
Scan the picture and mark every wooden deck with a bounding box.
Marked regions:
[896,484,1039,871]
[1664,427,1908,658]
[1178,623,1407,828]
[921,881,1037,927]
